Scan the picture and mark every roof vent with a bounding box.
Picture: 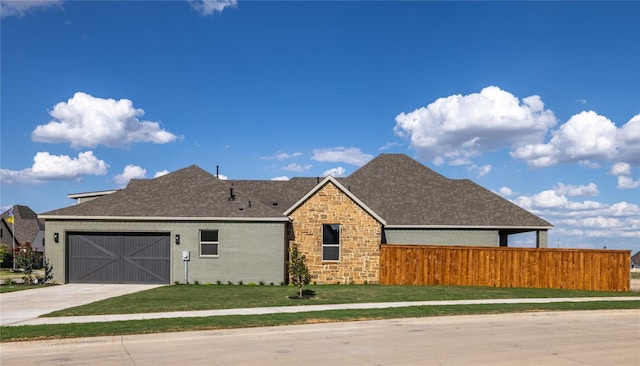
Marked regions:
[229,187,236,201]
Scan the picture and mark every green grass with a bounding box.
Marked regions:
[2,300,639,342]
[0,268,44,280]
[0,284,48,293]
[45,284,638,317]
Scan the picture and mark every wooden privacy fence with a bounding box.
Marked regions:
[380,245,630,291]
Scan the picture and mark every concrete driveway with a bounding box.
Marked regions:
[0,284,162,326]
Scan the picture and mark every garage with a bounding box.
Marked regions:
[67,232,170,284]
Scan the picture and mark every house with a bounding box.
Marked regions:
[632,251,640,269]
[40,154,552,285]
[1,205,46,268]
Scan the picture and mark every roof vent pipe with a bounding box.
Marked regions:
[229,187,236,201]
[216,165,219,178]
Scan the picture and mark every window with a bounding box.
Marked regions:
[200,230,219,256]
[322,224,340,261]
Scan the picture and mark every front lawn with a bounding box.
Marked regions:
[45,284,639,317]
[2,300,639,342]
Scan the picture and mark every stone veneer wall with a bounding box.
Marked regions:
[289,181,382,284]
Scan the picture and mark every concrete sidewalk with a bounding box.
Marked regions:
[6,296,639,327]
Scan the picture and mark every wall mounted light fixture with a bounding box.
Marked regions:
[175,234,180,245]
[54,233,59,243]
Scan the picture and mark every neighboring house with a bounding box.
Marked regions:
[632,251,640,269]
[1,205,46,267]
[40,154,552,285]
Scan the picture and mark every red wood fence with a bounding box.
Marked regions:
[380,245,630,291]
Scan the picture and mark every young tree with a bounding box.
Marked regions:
[13,242,42,284]
[289,243,311,298]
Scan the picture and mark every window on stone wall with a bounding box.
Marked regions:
[322,224,340,261]
[200,230,219,256]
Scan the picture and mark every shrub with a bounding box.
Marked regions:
[247,282,256,286]
[227,281,233,285]
[13,243,41,284]
[259,280,265,286]
[193,280,199,285]
[37,258,54,284]
[0,243,9,265]
[216,280,222,285]
[238,280,244,286]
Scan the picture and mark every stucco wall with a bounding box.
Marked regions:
[289,182,382,284]
[384,229,499,247]
[44,220,286,284]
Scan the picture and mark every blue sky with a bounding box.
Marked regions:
[1,1,639,253]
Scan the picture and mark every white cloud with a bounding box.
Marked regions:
[1,0,61,18]
[553,182,599,197]
[153,170,170,178]
[394,86,557,165]
[312,147,373,166]
[498,186,513,197]
[271,176,290,181]
[512,187,640,243]
[610,162,631,176]
[261,151,302,160]
[617,176,640,189]
[617,114,640,164]
[609,162,639,189]
[512,112,640,168]
[282,163,312,172]
[0,151,108,184]
[113,165,147,186]
[379,142,403,151]
[469,164,491,178]
[189,0,236,16]
[511,111,617,168]
[322,167,346,177]
[32,92,179,149]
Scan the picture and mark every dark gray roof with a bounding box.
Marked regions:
[342,154,551,227]
[1,205,44,245]
[41,166,286,219]
[230,178,319,212]
[41,154,551,228]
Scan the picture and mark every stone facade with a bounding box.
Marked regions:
[289,181,382,284]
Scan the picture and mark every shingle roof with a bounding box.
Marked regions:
[341,154,552,227]
[41,154,551,229]
[1,205,44,245]
[41,166,287,219]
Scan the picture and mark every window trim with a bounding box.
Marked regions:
[322,224,341,262]
[199,229,219,257]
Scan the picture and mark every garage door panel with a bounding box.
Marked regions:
[68,233,170,284]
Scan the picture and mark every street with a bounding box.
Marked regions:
[2,310,639,365]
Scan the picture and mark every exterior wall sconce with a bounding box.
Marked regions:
[54,233,59,243]
[175,234,180,245]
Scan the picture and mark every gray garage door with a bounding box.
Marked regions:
[67,232,170,284]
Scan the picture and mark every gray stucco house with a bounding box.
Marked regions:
[40,154,552,285]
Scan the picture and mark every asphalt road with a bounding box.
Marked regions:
[2,310,639,365]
